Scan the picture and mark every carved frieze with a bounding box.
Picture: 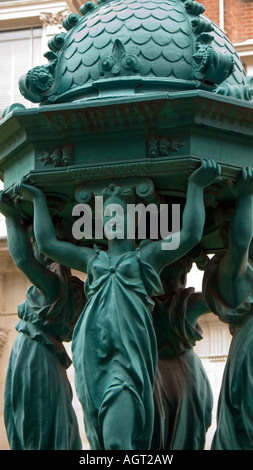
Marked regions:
[38,144,73,167]
[40,9,70,28]
[147,135,185,158]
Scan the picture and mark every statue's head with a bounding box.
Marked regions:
[214,204,235,249]
[102,184,136,240]
[214,204,253,260]
[23,222,55,267]
[75,179,161,241]
[160,256,193,294]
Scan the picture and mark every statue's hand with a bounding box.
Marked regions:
[0,191,16,217]
[14,179,43,202]
[230,167,253,197]
[189,158,221,188]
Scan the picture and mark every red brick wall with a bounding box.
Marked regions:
[203,0,253,44]
[203,0,220,29]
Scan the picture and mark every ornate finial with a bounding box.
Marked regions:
[48,33,66,52]
[191,17,214,34]
[43,51,58,62]
[196,32,214,45]
[80,1,96,16]
[62,13,81,31]
[183,0,205,16]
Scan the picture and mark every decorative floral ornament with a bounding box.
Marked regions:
[99,39,140,78]
[19,61,57,103]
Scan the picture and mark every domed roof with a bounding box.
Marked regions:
[19,0,252,104]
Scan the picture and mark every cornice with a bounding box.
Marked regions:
[2,90,253,141]
[65,0,85,13]
[0,1,68,30]
[234,40,253,58]
[0,1,67,11]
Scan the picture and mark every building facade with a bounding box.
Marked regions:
[0,0,252,450]
[204,0,253,74]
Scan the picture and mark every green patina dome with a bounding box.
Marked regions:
[19,0,252,104]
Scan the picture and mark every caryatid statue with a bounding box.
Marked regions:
[203,167,253,450]
[0,193,86,450]
[14,158,220,450]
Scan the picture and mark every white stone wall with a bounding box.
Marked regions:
[195,315,231,449]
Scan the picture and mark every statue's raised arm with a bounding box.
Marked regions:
[0,191,60,300]
[14,180,94,274]
[202,166,253,451]
[142,158,221,274]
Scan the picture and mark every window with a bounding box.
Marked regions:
[0,27,42,116]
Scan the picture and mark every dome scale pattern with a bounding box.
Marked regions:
[19,0,251,104]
